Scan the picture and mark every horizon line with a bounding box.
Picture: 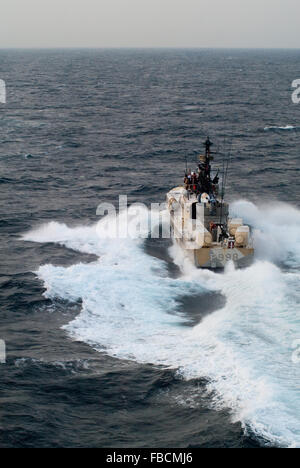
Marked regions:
[0,46,300,51]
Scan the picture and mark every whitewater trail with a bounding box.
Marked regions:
[22,201,300,447]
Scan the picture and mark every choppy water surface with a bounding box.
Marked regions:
[0,49,300,448]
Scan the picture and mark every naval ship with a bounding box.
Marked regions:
[166,137,254,268]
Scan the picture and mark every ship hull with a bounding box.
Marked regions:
[167,186,254,269]
[175,238,254,269]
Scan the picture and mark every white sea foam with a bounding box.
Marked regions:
[23,201,300,447]
[231,200,300,268]
[264,125,296,131]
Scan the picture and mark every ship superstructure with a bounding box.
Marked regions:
[166,138,254,268]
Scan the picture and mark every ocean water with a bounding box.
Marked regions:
[0,49,299,448]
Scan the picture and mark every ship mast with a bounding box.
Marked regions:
[203,136,213,179]
[203,136,228,226]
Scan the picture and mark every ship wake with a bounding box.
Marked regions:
[22,200,300,447]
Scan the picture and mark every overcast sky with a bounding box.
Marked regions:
[0,0,299,48]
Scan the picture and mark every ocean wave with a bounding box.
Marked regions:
[23,202,300,447]
[14,357,91,373]
[264,125,297,131]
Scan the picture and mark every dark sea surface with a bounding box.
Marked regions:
[0,49,300,448]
